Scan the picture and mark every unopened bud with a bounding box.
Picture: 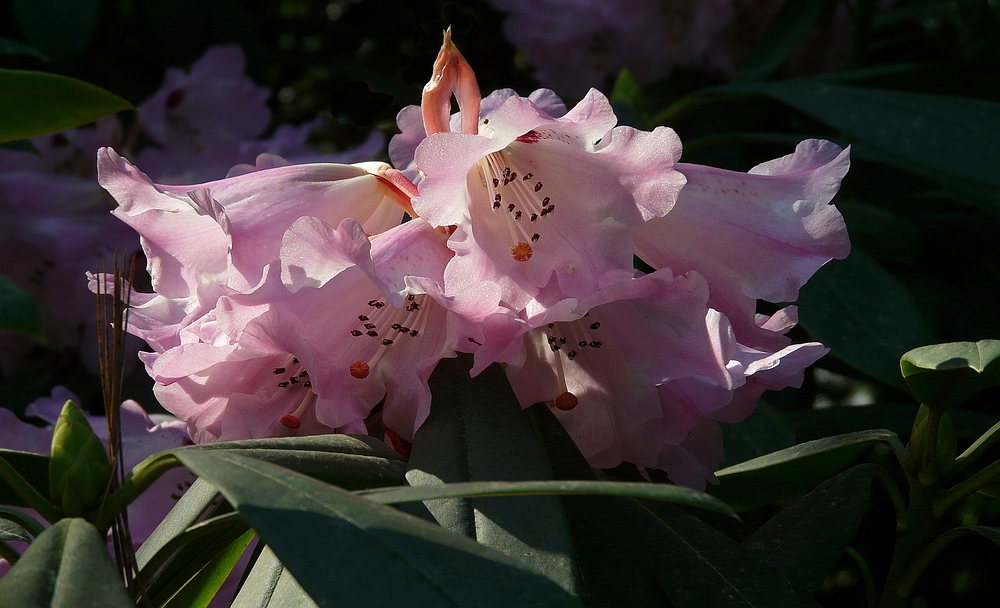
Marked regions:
[49,400,112,517]
[421,27,481,136]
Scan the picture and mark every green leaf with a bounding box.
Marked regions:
[526,403,812,608]
[0,69,132,144]
[161,528,255,608]
[742,465,873,596]
[231,545,318,608]
[12,0,101,63]
[357,480,736,518]
[137,477,221,569]
[0,275,43,338]
[0,506,45,538]
[797,248,933,389]
[406,355,580,595]
[173,449,582,608]
[0,449,50,509]
[720,80,1000,213]
[0,36,49,61]
[720,402,796,468]
[900,340,1000,408]
[712,429,900,511]
[733,0,832,82]
[0,518,133,606]
[783,403,998,444]
[0,518,30,543]
[185,434,409,491]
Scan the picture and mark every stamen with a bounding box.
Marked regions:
[554,391,579,411]
[350,360,371,379]
[511,242,533,262]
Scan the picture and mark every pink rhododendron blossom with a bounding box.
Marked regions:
[0,387,194,576]
[488,0,736,96]
[94,148,409,351]
[147,217,473,445]
[631,139,851,350]
[401,36,685,314]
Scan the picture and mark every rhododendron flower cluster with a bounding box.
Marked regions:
[95,33,849,489]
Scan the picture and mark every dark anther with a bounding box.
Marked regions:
[367,330,379,337]
[579,341,588,347]
[590,322,601,330]
[277,381,290,387]
[514,211,522,220]
[507,203,516,213]
[547,335,556,343]
[382,338,394,346]
[509,172,517,181]
[567,351,578,360]
[351,330,363,336]
[530,213,538,222]
[364,323,376,329]
[290,377,299,384]
[368,299,379,306]
[410,330,420,337]
[298,371,308,377]
[292,358,299,364]
[304,381,312,388]
[550,343,562,351]
[358,314,369,321]
[590,341,603,348]
[407,295,415,300]
[534,182,543,192]
[542,197,550,205]
[559,337,567,344]
[273,367,286,374]
[492,178,499,187]
[523,173,533,180]
[391,323,402,330]
[531,233,540,242]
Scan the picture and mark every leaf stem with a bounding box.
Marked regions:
[97,452,182,531]
[954,418,1000,474]
[934,458,1000,518]
[872,466,909,530]
[0,454,60,524]
[844,546,877,608]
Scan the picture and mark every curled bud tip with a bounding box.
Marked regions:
[421,27,481,136]
[350,360,371,379]
[554,392,579,411]
[280,414,302,429]
[510,242,533,262]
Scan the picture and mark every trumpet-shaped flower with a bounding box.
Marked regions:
[95,148,410,352]
[397,33,686,314]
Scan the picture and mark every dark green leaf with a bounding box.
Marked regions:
[231,545,318,608]
[782,403,998,444]
[733,0,832,82]
[712,429,899,511]
[406,355,579,595]
[162,528,255,608]
[174,449,582,608]
[0,275,43,338]
[527,404,812,608]
[0,506,45,538]
[0,449,50,508]
[137,477,221,569]
[0,518,30,543]
[720,402,796,468]
[798,248,933,389]
[0,518,133,606]
[0,69,132,144]
[357,480,736,517]
[12,0,100,63]
[743,465,873,596]
[0,36,49,61]
[900,340,1000,408]
[721,80,1000,213]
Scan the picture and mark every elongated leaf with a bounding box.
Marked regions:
[713,429,899,511]
[723,80,1000,212]
[742,465,873,596]
[0,518,30,543]
[12,0,100,63]
[0,36,48,61]
[162,529,255,608]
[0,449,50,508]
[357,480,736,517]
[0,506,44,538]
[797,248,933,389]
[231,545,318,608]
[900,340,1000,408]
[137,477,221,568]
[0,69,132,144]
[174,449,582,608]
[527,404,813,608]
[0,275,43,338]
[406,356,579,595]
[0,518,133,606]
[733,0,832,82]
[720,402,796,468]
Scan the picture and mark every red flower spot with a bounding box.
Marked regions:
[516,130,542,143]
[554,391,579,411]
